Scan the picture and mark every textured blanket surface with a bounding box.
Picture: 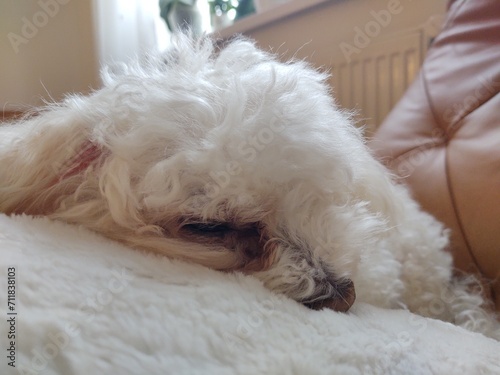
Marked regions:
[0,214,499,375]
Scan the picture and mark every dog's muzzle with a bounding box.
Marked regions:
[302,279,356,313]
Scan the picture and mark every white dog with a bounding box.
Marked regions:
[1,35,498,338]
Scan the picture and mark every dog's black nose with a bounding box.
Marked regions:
[303,279,356,313]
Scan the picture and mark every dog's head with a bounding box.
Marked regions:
[52,36,392,312]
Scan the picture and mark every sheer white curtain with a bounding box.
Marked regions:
[92,0,171,66]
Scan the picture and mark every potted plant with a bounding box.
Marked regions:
[208,0,256,30]
[208,0,234,30]
[159,0,203,35]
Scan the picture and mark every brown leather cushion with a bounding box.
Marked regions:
[369,0,500,310]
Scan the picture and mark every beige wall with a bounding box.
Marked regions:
[0,0,99,109]
[0,0,169,111]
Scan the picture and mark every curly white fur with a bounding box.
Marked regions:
[0,35,498,338]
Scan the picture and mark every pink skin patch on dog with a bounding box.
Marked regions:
[59,142,101,181]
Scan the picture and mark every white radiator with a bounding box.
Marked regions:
[329,30,427,135]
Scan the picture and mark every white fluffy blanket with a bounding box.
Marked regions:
[1,214,499,375]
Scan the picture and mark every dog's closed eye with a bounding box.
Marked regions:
[182,222,232,237]
[177,220,266,261]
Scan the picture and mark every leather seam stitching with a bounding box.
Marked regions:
[444,145,486,276]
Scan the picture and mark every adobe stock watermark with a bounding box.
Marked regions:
[394,74,500,178]
[394,127,444,178]
[204,115,286,199]
[177,109,287,216]
[7,0,72,54]
[110,79,150,123]
[340,0,409,63]
[442,74,500,124]
[16,267,133,375]
[365,279,480,369]
[222,299,275,351]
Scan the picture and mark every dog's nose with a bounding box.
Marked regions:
[303,279,356,313]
